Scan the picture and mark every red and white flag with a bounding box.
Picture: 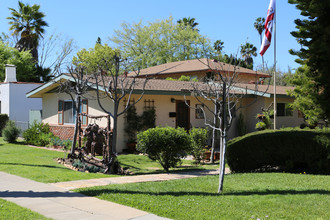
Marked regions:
[260,0,276,56]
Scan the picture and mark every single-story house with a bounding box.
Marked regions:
[0,64,42,131]
[26,59,304,152]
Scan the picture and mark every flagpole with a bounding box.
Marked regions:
[273,2,277,130]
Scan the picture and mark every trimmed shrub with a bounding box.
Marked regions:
[189,127,208,164]
[3,120,21,143]
[0,114,9,136]
[137,126,192,172]
[227,128,330,174]
[23,121,54,146]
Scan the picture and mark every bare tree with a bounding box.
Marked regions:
[188,58,269,193]
[56,66,94,158]
[38,33,76,76]
[94,55,148,153]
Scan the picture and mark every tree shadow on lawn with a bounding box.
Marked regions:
[120,162,210,175]
[0,162,69,170]
[78,188,330,197]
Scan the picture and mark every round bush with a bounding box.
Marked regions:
[227,128,330,174]
[137,126,192,171]
[23,122,53,146]
[3,120,21,143]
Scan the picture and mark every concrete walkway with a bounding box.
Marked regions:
[0,172,168,220]
[52,168,228,190]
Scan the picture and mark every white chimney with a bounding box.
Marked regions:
[5,64,17,83]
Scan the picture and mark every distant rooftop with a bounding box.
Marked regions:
[128,58,271,78]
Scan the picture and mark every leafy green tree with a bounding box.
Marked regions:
[288,0,330,123]
[240,42,257,69]
[287,65,325,126]
[7,1,48,63]
[110,17,213,69]
[0,41,36,82]
[73,43,147,153]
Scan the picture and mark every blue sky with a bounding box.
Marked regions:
[0,0,302,72]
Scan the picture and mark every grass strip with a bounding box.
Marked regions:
[76,173,330,220]
[0,198,51,220]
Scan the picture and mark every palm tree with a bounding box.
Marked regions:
[7,1,48,63]
[240,42,257,69]
[177,17,199,31]
[254,17,265,68]
[214,40,224,53]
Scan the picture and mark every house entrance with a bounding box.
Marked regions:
[176,100,190,131]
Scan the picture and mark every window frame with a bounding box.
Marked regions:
[277,103,293,117]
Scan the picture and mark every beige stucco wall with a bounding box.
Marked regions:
[241,96,304,133]
[42,91,304,153]
[115,94,214,152]
[42,91,111,127]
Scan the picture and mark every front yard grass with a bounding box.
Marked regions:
[0,138,217,183]
[75,173,330,220]
[0,138,112,183]
[0,198,50,220]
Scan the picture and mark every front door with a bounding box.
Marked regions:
[176,100,190,131]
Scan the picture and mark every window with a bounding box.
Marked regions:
[58,100,76,124]
[58,100,64,124]
[195,104,204,119]
[144,99,155,111]
[81,99,88,125]
[58,100,88,125]
[277,103,293,117]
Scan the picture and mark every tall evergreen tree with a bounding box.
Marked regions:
[288,0,330,122]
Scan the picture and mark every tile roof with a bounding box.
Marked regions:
[27,73,293,98]
[128,58,270,78]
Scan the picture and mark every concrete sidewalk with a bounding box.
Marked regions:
[0,172,169,220]
[52,168,229,190]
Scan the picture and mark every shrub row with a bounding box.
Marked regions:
[227,128,330,174]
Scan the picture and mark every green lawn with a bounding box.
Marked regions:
[0,198,50,220]
[0,138,112,183]
[0,138,216,183]
[76,173,330,220]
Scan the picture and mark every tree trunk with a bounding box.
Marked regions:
[218,81,227,193]
[210,104,218,163]
[69,95,81,158]
[218,131,227,193]
[111,102,118,153]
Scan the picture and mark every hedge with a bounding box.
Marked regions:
[227,128,330,174]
